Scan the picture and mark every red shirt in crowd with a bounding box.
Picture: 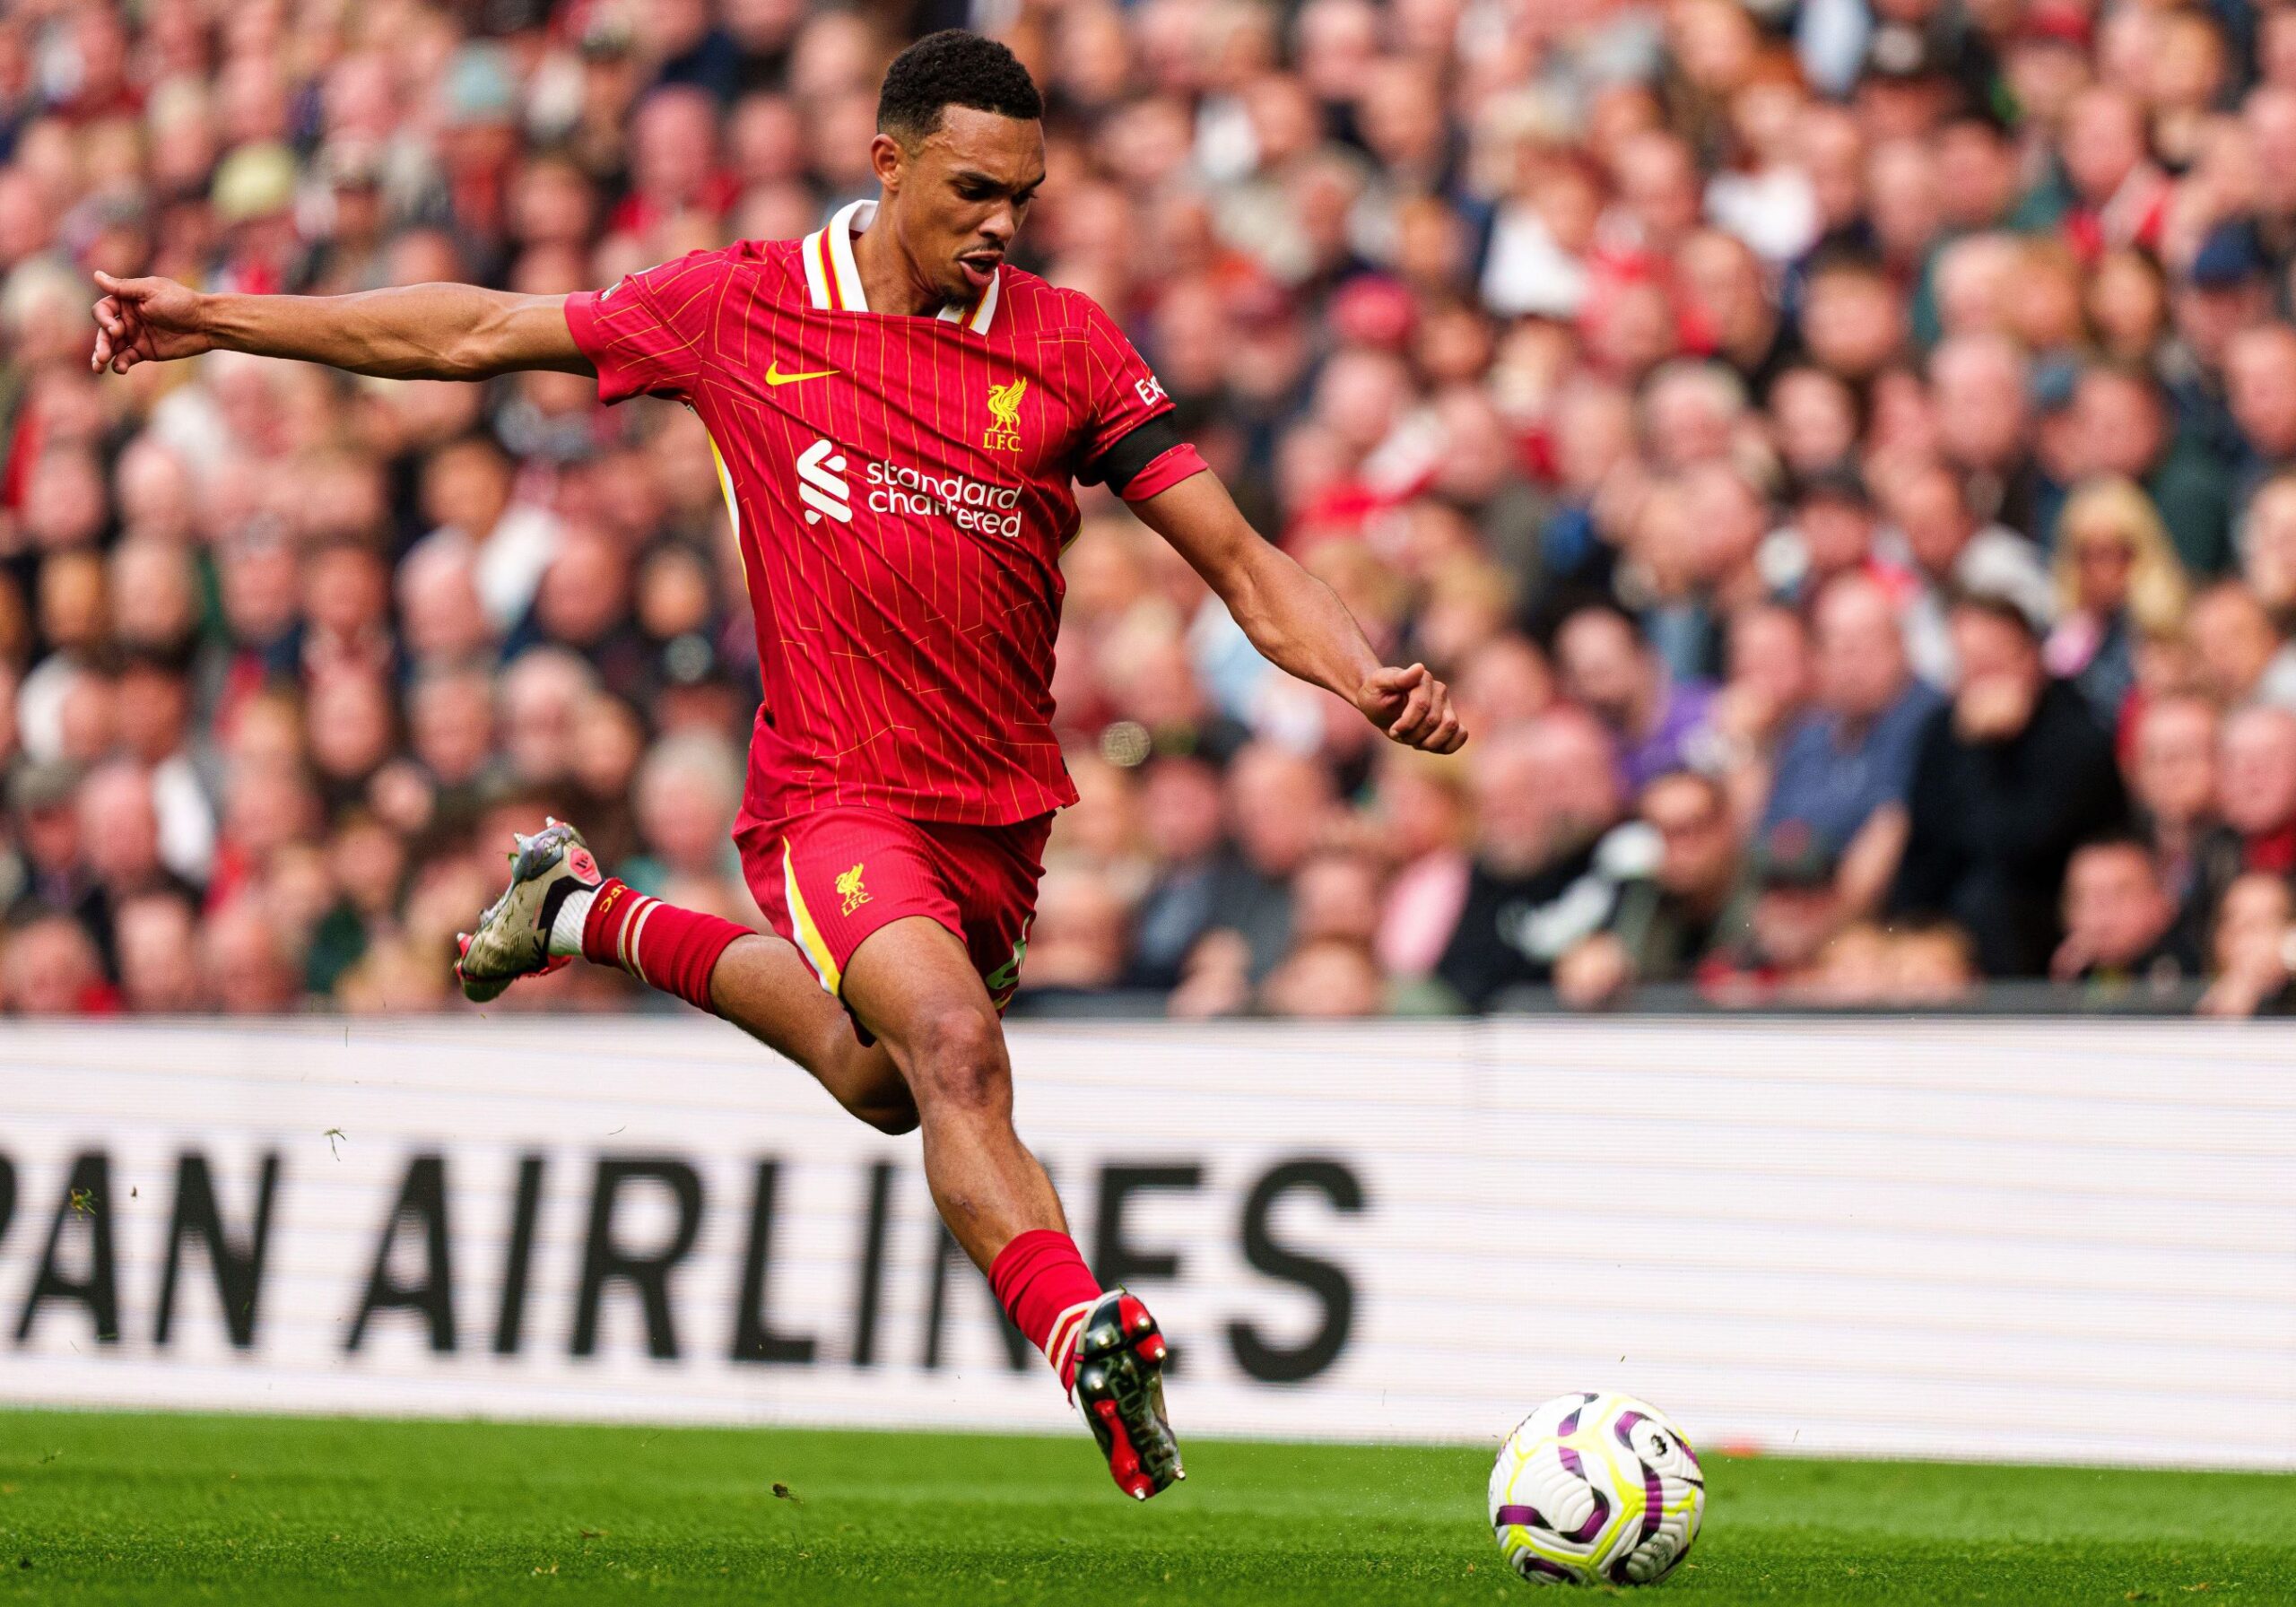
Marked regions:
[563,199,1204,829]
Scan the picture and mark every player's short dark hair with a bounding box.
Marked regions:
[877,30,1042,146]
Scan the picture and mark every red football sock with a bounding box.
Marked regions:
[989,1229,1102,1390]
[581,879,748,1013]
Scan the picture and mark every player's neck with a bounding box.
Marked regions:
[851,208,945,318]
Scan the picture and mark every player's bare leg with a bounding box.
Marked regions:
[839,916,1059,1259]
[706,936,918,1134]
[456,823,1180,1498]
[840,916,1182,1499]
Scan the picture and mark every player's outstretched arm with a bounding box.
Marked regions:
[1130,470,1466,753]
[88,271,595,383]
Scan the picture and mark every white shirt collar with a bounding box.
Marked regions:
[800,196,1000,332]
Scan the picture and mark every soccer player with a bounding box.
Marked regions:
[88,31,1465,1499]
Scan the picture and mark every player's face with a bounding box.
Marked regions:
[876,108,1046,302]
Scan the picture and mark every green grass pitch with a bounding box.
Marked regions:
[0,1412,2291,1604]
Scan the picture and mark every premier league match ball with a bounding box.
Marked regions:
[1487,1392,1706,1587]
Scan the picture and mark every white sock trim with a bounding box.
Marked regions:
[625,899,658,986]
[1045,1298,1096,1379]
[548,887,596,957]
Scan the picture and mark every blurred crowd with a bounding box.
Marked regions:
[14,0,2296,1018]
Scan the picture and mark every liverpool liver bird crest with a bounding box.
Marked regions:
[984,377,1026,451]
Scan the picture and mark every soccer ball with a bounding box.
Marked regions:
[1488,1391,1705,1586]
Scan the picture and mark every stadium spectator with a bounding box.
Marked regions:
[2187,580,2296,709]
[76,758,196,977]
[2196,871,2296,1017]
[2051,837,2200,990]
[1882,463,2054,690]
[1438,710,1623,1011]
[1890,593,2130,976]
[13,0,2296,1016]
[1555,770,1741,1008]
[1205,743,1335,985]
[1124,756,1228,993]
[2044,476,2191,729]
[1768,467,1880,604]
[1262,934,1386,1018]
[2215,705,2296,879]
[113,647,213,884]
[2068,364,2232,577]
[1761,573,1940,914]
[1015,868,1129,1001]
[2127,693,2239,951]
[114,890,205,1013]
[2,912,110,1016]
[1369,751,1471,985]
[200,894,301,1016]
[1553,604,1718,793]
[1713,826,1856,1002]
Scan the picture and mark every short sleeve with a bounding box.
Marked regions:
[1077,295,1177,462]
[562,248,729,406]
[1074,295,1206,500]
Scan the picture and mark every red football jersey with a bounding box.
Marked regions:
[563,198,1204,828]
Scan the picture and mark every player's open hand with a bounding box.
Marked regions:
[89,271,213,374]
[1356,663,1465,753]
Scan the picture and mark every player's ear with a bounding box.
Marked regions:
[868,131,906,194]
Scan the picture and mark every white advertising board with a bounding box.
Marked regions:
[1,1016,2290,1470]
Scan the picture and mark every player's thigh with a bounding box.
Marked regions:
[735,807,963,1116]
[700,931,912,1125]
[840,916,1012,1111]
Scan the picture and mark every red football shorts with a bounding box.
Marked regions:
[736,806,1052,1012]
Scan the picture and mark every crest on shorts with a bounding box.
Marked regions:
[984,377,1026,452]
[837,863,871,916]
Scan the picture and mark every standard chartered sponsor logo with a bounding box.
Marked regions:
[796,438,851,526]
[865,458,1023,540]
[796,437,1023,539]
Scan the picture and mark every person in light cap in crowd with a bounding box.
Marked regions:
[207,141,301,296]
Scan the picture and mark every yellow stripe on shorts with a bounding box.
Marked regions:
[783,841,841,995]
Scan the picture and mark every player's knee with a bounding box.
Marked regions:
[908,1007,1008,1112]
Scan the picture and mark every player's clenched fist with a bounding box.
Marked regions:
[88,271,214,373]
[1356,663,1466,753]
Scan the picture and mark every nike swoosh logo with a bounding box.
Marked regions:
[765,362,839,387]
